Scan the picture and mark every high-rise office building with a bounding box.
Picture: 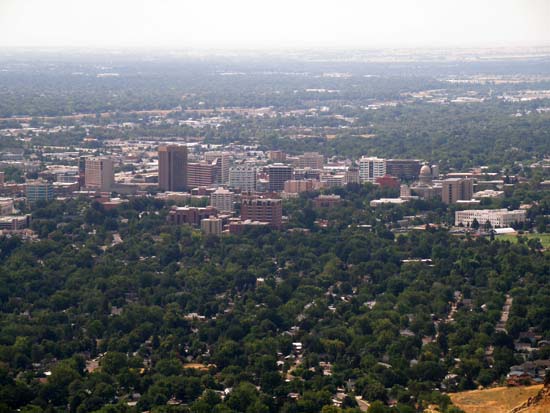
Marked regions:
[158,145,188,192]
[358,157,386,183]
[442,178,474,204]
[85,157,114,191]
[229,165,256,191]
[267,164,293,192]
[241,197,283,229]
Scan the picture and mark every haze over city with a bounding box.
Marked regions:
[0,0,549,50]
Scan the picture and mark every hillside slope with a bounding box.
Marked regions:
[450,385,543,413]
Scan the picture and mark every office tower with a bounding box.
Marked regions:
[201,217,223,236]
[442,178,474,204]
[267,164,293,192]
[229,165,256,191]
[385,159,422,180]
[358,157,386,183]
[26,179,54,203]
[158,145,188,191]
[78,156,89,186]
[295,152,324,169]
[205,151,231,184]
[241,197,283,229]
[85,157,114,191]
[210,187,235,212]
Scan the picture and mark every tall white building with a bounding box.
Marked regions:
[359,157,386,183]
[229,165,256,191]
[455,209,526,228]
[85,157,114,191]
[210,187,235,212]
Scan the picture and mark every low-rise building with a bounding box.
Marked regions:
[167,206,218,226]
[26,180,54,203]
[0,198,14,216]
[313,195,341,209]
[0,214,31,230]
[455,209,526,228]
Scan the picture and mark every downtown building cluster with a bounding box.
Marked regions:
[0,142,530,236]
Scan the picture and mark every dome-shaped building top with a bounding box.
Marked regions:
[418,163,432,185]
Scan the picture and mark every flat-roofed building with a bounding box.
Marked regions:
[442,178,473,204]
[0,198,13,215]
[210,187,235,212]
[85,157,114,191]
[0,214,31,230]
[26,179,54,203]
[284,179,314,194]
[167,206,218,226]
[313,194,341,209]
[229,165,256,191]
[158,145,188,191]
[201,217,223,236]
[268,150,286,162]
[359,157,386,183]
[385,159,422,180]
[187,161,217,188]
[344,167,360,184]
[267,164,293,192]
[455,209,526,228]
[295,152,324,169]
[241,197,282,229]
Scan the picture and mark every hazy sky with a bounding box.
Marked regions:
[0,0,549,49]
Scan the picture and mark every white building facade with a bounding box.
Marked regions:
[210,187,235,212]
[359,157,386,183]
[455,209,526,228]
[229,166,256,191]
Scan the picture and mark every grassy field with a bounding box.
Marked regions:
[450,385,543,413]
[497,233,550,249]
